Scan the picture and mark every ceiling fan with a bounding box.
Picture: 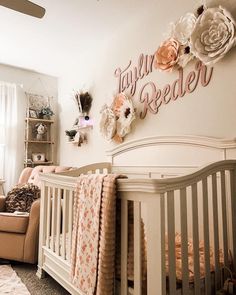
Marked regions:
[0,0,45,18]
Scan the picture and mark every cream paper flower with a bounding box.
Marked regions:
[190,6,236,65]
[99,104,116,141]
[171,13,197,45]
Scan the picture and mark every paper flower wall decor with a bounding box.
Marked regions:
[190,6,236,65]
[154,38,180,72]
[100,93,135,143]
[155,3,236,72]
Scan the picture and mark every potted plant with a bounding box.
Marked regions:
[39,106,54,119]
[65,129,77,141]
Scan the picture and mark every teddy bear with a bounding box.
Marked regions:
[35,123,47,141]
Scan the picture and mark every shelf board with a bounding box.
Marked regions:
[73,125,93,130]
[26,117,54,123]
[25,140,54,144]
[33,161,53,165]
[24,161,53,165]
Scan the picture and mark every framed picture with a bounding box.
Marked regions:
[29,109,38,118]
[26,93,50,111]
[32,153,45,163]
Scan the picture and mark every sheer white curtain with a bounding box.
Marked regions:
[0,82,24,193]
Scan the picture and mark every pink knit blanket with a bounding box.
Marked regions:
[70,174,119,295]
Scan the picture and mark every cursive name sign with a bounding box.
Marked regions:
[114,54,213,119]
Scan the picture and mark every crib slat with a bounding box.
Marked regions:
[56,188,61,256]
[191,183,200,295]
[160,194,166,295]
[221,171,229,268]
[133,202,142,295]
[68,190,73,262]
[121,199,128,295]
[180,187,189,294]
[146,196,163,295]
[61,189,67,260]
[212,173,220,289]
[202,178,211,295]
[167,190,176,294]
[230,169,236,266]
[46,186,51,248]
[51,187,56,252]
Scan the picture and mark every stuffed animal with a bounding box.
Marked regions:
[35,123,47,140]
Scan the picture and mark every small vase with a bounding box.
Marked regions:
[43,115,51,120]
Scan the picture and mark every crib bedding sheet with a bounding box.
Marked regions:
[49,231,224,284]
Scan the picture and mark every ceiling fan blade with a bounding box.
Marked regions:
[0,0,45,18]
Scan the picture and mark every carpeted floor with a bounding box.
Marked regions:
[11,263,70,295]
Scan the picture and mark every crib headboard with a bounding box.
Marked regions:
[107,135,236,178]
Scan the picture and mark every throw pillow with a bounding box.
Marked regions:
[5,183,40,213]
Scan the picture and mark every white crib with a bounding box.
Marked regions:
[37,135,236,295]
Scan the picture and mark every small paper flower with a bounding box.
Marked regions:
[190,6,236,65]
[171,13,197,45]
[99,104,116,141]
[177,45,194,68]
[154,38,180,72]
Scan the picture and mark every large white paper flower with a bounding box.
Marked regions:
[99,104,116,141]
[113,93,135,138]
[171,13,197,45]
[190,6,236,65]
[116,98,135,138]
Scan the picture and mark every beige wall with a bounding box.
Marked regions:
[58,0,236,167]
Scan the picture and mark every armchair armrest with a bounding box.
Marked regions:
[0,195,6,212]
[23,199,40,263]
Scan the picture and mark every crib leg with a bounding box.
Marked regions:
[36,266,47,279]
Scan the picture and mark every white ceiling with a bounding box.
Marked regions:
[0,0,149,77]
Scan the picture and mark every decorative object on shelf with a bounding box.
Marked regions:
[100,93,135,143]
[73,91,93,126]
[65,129,77,141]
[34,123,47,141]
[29,109,38,118]
[32,153,45,163]
[73,91,93,118]
[38,106,54,120]
[154,2,236,72]
[74,131,87,147]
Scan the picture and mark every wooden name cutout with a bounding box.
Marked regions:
[114,55,213,119]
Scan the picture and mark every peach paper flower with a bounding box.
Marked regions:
[154,38,180,72]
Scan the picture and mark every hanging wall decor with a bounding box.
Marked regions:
[65,91,93,147]
[100,93,135,143]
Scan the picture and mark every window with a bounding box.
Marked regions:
[0,124,4,179]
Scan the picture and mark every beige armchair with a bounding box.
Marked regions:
[0,165,71,263]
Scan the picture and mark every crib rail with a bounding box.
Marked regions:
[37,163,111,280]
[37,160,236,295]
[118,160,236,295]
